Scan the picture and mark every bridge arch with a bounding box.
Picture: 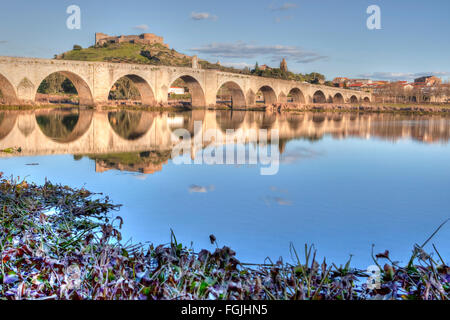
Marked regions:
[349,95,359,103]
[285,113,305,130]
[332,93,345,104]
[35,108,94,143]
[167,110,205,141]
[108,74,156,105]
[108,110,155,141]
[0,73,18,104]
[257,85,277,105]
[288,88,306,104]
[247,112,277,130]
[216,110,246,132]
[169,74,206,107]
[216,81,246,108]
[363,96,371,103]
[0,112,17,140]
[35,71,94,106]
[312,90,327,103]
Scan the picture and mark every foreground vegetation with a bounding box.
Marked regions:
[1,174,449,300]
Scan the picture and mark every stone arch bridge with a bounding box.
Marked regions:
[0,56,371,107]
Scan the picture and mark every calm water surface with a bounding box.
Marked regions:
[1,108,450,268]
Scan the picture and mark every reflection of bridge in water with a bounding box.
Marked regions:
[1,108,450,172]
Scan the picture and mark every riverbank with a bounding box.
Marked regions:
[269,103,450,114]
[1,174,449,300]
[2,102,450,115]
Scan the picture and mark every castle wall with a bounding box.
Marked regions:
[95,33,168,47]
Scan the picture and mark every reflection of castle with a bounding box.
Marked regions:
[95,161,163,174]
[95,32,169,48]
[84,150,172,174]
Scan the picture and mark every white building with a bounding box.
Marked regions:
[169,87,185,95]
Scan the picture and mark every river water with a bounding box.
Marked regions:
[1,107,450,268]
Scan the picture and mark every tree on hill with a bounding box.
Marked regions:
[254,62,259,73]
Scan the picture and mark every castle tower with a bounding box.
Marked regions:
[192,55,199,69]
[280,58,288,72]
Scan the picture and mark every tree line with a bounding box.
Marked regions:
[374,82,450,104]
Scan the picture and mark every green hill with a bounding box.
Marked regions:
[56,42,325,82]
[44,42,328,99]
[57,42,246,74]
[59,43,190,66]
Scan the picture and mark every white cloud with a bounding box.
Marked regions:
[190,41,327,64]
[220,61,253,69]
[270,2,298,11]
[280,147,323,164]
[358,71,450,81]
[275,15,293,23]
[262,196,292,206]
[274,197,292,206]
[270,186,289,194]
[133,24,149,31]
[191,12,218,21]
[188,184,215,193]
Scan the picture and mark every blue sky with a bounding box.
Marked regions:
[0,0,449,81]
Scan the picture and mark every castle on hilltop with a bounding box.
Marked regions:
[95,32,169,48]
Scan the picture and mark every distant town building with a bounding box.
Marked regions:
[332,77,349,87]
[259,64,271,71]
[348,83,364,89]
[414,76,442,86]
[348,79,372,85]
[333,77,348,82]
[169,87,185,95]
[332,78,373,88]
[95,32,169,47]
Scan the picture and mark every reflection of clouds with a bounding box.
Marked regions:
[263,186,292,206]
[263,196,292,206]
[189,184,215,193]
[274,197,292,206]
[281,147,323,164]
[134,174,148,181]
[270,186,288,194]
